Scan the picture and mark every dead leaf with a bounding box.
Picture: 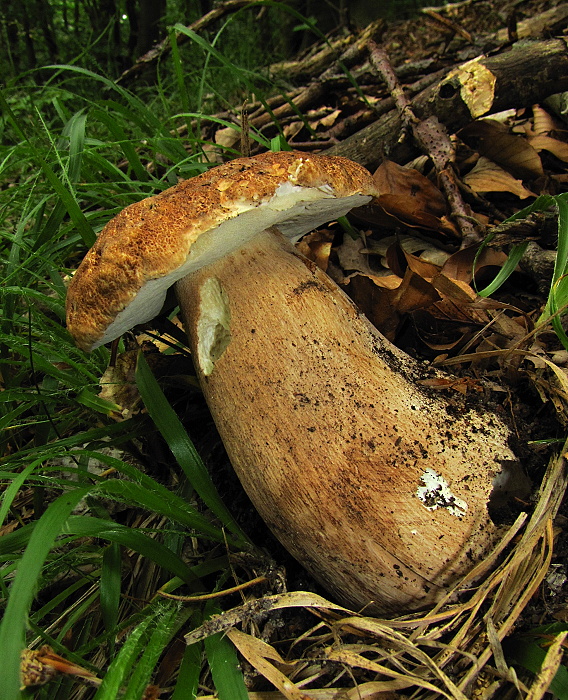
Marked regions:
[98,349,141,420]
[296,230,334,271]
[20,646,100,689]
[528,134,568,163]
[326,645,466,699]
[402,247,442,280]
[428,274,490,324]
[346,245,441,326]
[335,233,373,275]
[283,121,303,139]
[376,194,461,236]
[214,126,240,149]
[369,160,459,236]
[431,274,477,302]
[365,234,450,269]
[441,244,509,284]
[384,239,408,278]
[226,629,307,700]
[463,156,535,198]
[460,120,544,180]
[374,160,447,216]
[421,334,469,353]
[393,269,442,313]
[185,591,353,645]
[531,105,559,136]
[319,108,342,128]
[345,273,401,340]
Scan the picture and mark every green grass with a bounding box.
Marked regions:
[0,12,294,697]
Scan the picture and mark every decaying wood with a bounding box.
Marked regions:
[213,57,447,151]
[247,19,385,131]
[493,3,568,43]
[422,8,475,43]
[325,39,568,171]
[268,33,359,81]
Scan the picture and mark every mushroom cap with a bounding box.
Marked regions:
[66,151,378,351]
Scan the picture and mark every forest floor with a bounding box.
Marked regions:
[6,0,568,697]
[182,0,568,695]
[148,0,568,695]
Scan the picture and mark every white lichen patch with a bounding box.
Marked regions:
[417,468,468,517]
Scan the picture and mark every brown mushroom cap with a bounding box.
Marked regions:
[66,151,378,351]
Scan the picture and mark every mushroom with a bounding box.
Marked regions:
[67,151,522,613]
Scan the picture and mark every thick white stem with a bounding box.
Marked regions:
[176,228,522,613]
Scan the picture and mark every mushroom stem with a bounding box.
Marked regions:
[176,227,518,613]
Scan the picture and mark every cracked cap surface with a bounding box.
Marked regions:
[66,150,378,351]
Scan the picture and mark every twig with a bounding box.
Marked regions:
[249,19,385,130]
[367,39,483,247]
[156,575,268,602]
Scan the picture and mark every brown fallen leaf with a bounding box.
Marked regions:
[528,134,568,163]
[392,268,442,314]
[369,160,460,237]
[335,232,374,275]
[428,274,490,325]
[460,120,544,180]
[226,629,305,700]
[463,156,535,198]
[364,233,450,269]
[441,244,509,285]
[531,104,560,136]
[374,159,447,216]
[185,591,353,645]
[296,229,334,271]
[377,193,461,236]
[345,265,443,340]
[214,126,240,149]
[345,272,401,340]
[401,245,442,280]
[98,349,141,420]
[307,106,342,129]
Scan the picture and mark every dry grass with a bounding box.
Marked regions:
[187,442,567,699]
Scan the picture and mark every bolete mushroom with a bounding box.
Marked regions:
[67,151,522,613]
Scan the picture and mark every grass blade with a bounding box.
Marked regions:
[0,487,91,700]
[0,89,96,248]
[92,610,156,700]
[171,641,202,700]
[93,476,231,543]
[122,604,178,699]
[61,515,197,584]
[135,351,250,547]
[477,241,529,298]
[100,542,122,637]
[0,459,41,528]
[204,632,249,700]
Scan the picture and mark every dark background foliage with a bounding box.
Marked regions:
[0,0,431,84]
